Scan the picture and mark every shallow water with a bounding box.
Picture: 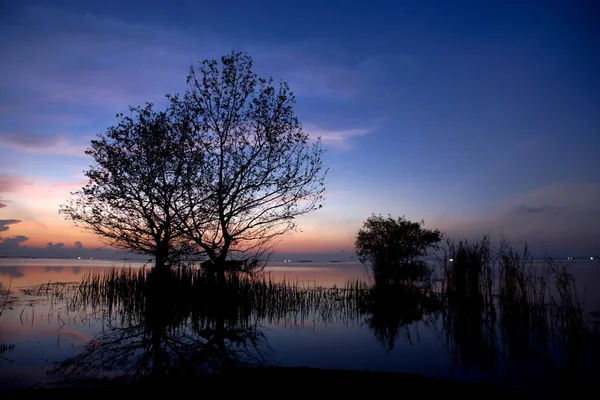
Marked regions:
[1,258,599,393]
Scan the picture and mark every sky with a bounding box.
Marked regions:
[0,0,599,260]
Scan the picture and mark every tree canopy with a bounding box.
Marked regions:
[60,52,327,274]
[355,215,442,283]
[59,103,195,270]
[173,52,326,272]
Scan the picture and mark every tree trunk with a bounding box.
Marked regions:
[155,254,167,272]
[154,245,170,272]
[216,264,226,288]
[146,271,169,378]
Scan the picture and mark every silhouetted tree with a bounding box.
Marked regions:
[60,52,326,275]
[355,215,442,283]
[59,103,197,271]
[173,52,326,280]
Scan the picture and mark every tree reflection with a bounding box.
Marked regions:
[359,280,441,352]
[46,253,600,393]
[50,268,270,383]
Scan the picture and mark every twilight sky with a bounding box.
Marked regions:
[0,0,599,260]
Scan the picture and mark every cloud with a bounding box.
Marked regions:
[0,5,377,163]
[285,63,365,99]
[0,202,5,208]
[502,204,589,231]
[0,175,87,204]
[0,234,145,259]
[508,205,568,215]
[500,181,600,211]
[0,175,32,193]
[0,6,214,114]
[439,181,600,257]
[0,235,29,249]
[303,123,374,150]
[0,219,21,232]
[252,47,369,100]
[0,132,88,157]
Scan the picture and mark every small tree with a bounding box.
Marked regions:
[174,52,327,279]
[59,103,195,271]
[355,214,442,283]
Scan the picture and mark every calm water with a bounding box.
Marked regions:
[1,258,599,393]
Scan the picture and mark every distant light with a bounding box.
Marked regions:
[77,257,81,260]
[448,258,454,262]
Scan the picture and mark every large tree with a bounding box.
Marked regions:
[60,52,326,274]
[59,102,197,271]
[174,52,326,276]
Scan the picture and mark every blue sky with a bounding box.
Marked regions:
[0,0,599,259]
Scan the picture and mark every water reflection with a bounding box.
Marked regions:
[44,267,64,273]
[359,281,441,352]
[1,257,599,393]
[0,267,24,278]
[50,269,270,383]
[441,240,600,391]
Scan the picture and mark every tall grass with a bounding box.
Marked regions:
[39,249,600,386]
[440,236,600,385]
[67,266,370,330]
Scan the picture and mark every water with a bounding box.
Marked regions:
[1,258,599,393]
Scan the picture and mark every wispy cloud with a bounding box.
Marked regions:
[1,6,370,152]
[0,174,86,195]
[0,132,89,157]
[0,7,218,150]
[285,64,364,99]
[0,174,33,193]
[251,46,370,100]
[303,123,375,150]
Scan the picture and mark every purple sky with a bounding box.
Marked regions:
[0,0,599,259]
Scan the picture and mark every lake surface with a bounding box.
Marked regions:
[1,258,599,394]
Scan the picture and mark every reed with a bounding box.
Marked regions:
[439,235,600,384]
[31,250,599,386]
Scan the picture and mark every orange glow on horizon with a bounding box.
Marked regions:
[1,176,359,253]
[4,225,356,254]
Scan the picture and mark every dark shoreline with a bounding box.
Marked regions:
[3,366,583,399]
